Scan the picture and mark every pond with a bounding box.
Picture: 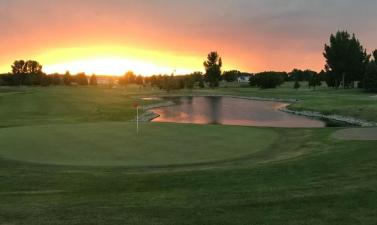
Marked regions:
[151,96,326,128]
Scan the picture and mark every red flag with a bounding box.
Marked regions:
[133,103,139,108]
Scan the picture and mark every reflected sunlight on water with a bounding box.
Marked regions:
[151,97,325,128]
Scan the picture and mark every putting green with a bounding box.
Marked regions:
[0,122,278,167]
[332,128,377,141]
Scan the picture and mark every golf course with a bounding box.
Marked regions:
[1,85,376,225]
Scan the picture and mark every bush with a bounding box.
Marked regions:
[294,80,301,89]
[308,75,322,89]
[75,73,88,86]
[222,70,241,82]
[249,72,285,89]
[289,69,317,81]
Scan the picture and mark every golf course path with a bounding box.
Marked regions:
[332,128,377,141]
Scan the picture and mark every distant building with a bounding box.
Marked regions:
[237,75,250,84]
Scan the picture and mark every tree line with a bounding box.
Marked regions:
[0,60,99,87]
[1,30,377,92]
[248,30,377,91]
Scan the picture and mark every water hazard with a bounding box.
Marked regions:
[151,96,326,128]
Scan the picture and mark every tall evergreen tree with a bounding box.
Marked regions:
[364,61,377,92]
[204,52,222,88]
[324,31,369,88]
[63,71,73,86]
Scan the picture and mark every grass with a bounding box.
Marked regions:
[0,86,159,127]
[0,122,277,166]
[0,85,376,224]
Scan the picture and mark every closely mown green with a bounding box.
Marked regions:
[0,122,277,166]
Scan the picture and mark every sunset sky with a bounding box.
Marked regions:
[0,0,376,75]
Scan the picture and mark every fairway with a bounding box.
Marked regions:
[0,122,277,166]
[1,87,377,225]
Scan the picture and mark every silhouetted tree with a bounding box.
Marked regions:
[26,60,43,74]
[190,71,205,88]
[40,75,52,86]
[89,74,98,86]
[250,72,285,89]
[51,73,62,85]
[249,76,257,87]
[11,60,27,75]
[145,72,204,89]
[119,71,137,86]
[204,52,222,88]
[373,49,377,63]
[308,74,322,90]
[63,71,73,86]
[373,50,377,65]
[0,73,10,85]
[145,75,158,88]
[136,75,144,86]
[364,61,377,92]
[10,60,44,85]
[324,31,369,88]
[0,73,14,86]
[198,79,205,88]
[294,80,300,90]
[159,75,179,92]
[289,69,317,81]
[76,73,88,86]
[184,76,195,89]
[318,70,327,81]
[222,70,241,82]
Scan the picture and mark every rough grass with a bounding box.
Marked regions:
[0,86,376,225]
[0,86,162,127]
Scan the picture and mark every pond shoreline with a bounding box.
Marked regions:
[137,101,176,122]
[137,95,377,127]
[280,108,377,127]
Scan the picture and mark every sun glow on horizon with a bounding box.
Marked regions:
[0,45,241,76]
[44,57,195,76]
[39,45,205,76]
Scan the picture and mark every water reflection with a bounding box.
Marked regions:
[208,97,222,124]
[151,97,325,128]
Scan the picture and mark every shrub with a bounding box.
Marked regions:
[250,72,285,89]
[294,80,301,89]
